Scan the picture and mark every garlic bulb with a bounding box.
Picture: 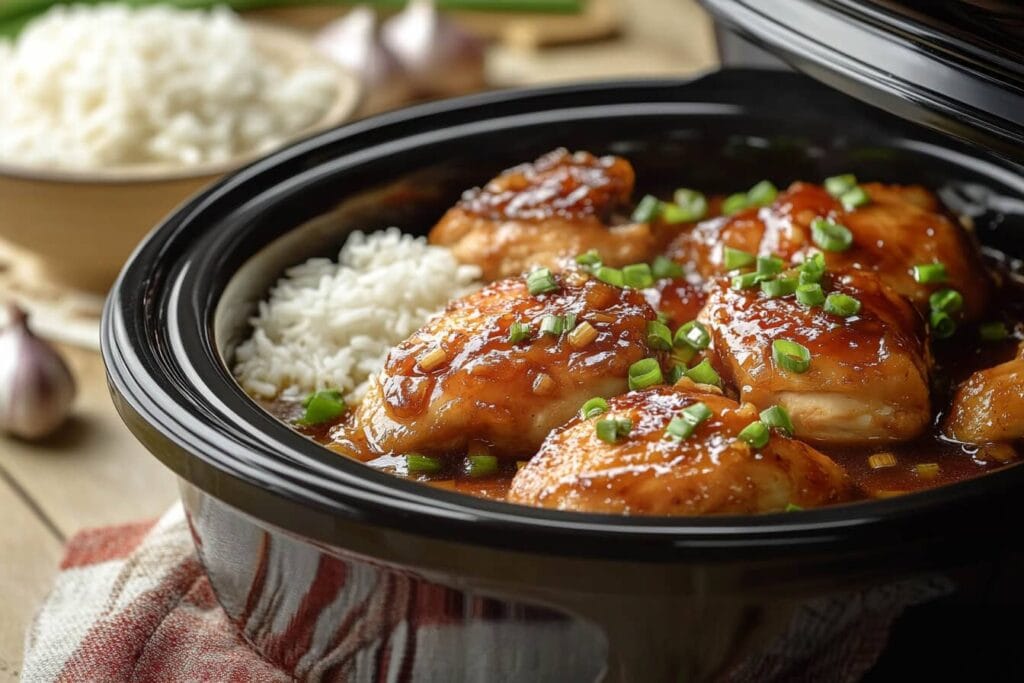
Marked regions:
[0,304,76,440]
[381,0,485,98]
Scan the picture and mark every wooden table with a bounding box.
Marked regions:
[0,2,717,678]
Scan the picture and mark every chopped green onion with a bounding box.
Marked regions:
[685,359,720,386]
[575,249,602,267]
[665,402,713,441]
[979,321,1010,342]
[466,454,498,478]
[841,186,870,211]
[929,289,963,315]
[737,421,770,448]
[652,255,684,279]
[784,503,803,512]
[540,314,565,336]
[671,346,697,367]
[628,358,664,390]
[824,174,857,197]
[508,321,532,343]
[299,390,347,426]
[656,311,670,325]
[596,266,624,287]
[722,192,749,215]
[631,194,662,222]
[798,253,826,284]
[824,293,861,317]
[930,310,956,339]
[772,339,811,374]
[406,453,442,474]
[761,277,798,298]
[623,263,655,289]
[796,283,826,307]
[646,320,673,350]
[667,364,686,384]
[811,218,854,252]
[912,262,947,284]
[526,267,559,295]
[671,188,709,222]
[731,272,766,290]
[756,255,784,276]
[596,417,632,443]
[580,397,610,419]
[674,320,711,351]
[747,180,778,206]
[564,313,578,331]
[759,405,795,437]
[723,247,756,271]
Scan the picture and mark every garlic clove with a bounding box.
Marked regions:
[0,304,76,441]
[381,0,486,99]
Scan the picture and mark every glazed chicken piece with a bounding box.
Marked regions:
[508,384,851,514]
[944,342,1024,444]
[642,277,707,329]
[667,182,990,319]
[699,270,931,444]
[429,149,669,281]
[333,270,656,460]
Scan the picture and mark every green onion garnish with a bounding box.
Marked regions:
[723,246,756,271]
[799,252,826,284]
[722,192,749,215]
[575,249,602,268]
[772,339,811,373]
[299,389,347,426]
[756,255,784,276]
[596,417,632,443]
[796,283,826,307]
[824,293,861,317]
[671,346,697,367]
[508,321,532,343]
[760,405,795,437]
[929,289,963,315]
[841,186,870,211]
[526,267,559,295]
[580,397,610,419]
[628,358,664,390]
[930,310,956,339]
[466,454,498,478]
[811,217,854,252]
[406,453,442,474]
[665,402,713,441]
[674,320,711,351]
[646,320,673,350]
[824,174,857,197]
[761,277,798,298]
[631,194,662,222]
[540,314,565,336]
[737,420,770,448]
[747,180,778,207]
[913,262,947,284]
[623,263,655,289]
[596,266,624,287]
[652,255,684,279]
[685,359,720,386]
[979,321,1009,342]
[564,312,578,331]
[731,272,766,290]
[785,503,803,512]
[667,364,686,384]
[671,188,708,222]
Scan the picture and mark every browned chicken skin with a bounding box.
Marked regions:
[429,149,671,281]
[944,342,1024,444]
[668,182,990,319]
[508,385,852,514]
[700,270,932,445]
[333,270,657,460]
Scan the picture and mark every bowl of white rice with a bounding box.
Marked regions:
[0,4,361,292]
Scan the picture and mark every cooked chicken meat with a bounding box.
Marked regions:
[699,270,931,444]
[508,384,852,514]
[333,270,657,460]
[429,149,669,281]
[944,342,1024,444]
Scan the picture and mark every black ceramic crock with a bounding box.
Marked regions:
[103,69,1024,681]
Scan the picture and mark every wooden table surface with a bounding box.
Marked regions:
[0,2,717,678]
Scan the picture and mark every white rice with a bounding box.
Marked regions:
[233,229,481,402]
[0,4,339,169]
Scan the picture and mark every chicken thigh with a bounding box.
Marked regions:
[333,270,657,460]
[700,270,931,444]
[508,385,851,514]
[429,149,667,281]
[944,342,1024,444]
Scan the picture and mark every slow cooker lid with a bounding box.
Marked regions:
[702,0,1024,160]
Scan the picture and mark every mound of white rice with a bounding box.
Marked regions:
[0,4,339,169]
[234,229,481,402]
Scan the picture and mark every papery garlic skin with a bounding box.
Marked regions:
[0,306,76,440]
